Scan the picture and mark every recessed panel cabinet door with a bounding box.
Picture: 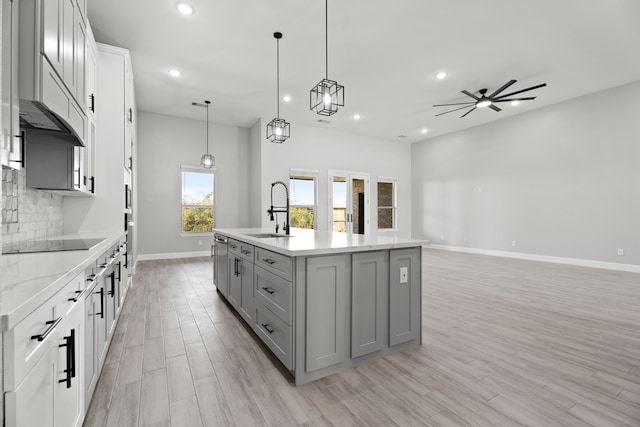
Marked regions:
[305,255,347,372]
[389,247,421,346]
[55,304,84,427]
[228,256,241,310]
[5,343,55,427]
[351,251,388,358]
[238,260,255,325]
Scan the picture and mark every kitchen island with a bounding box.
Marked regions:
[213,228,426,384]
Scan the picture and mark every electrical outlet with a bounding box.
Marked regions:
[400,267,408,284]
[617,248,624,256]
[512,240,516,247]
[198,240,203,246]
[440,235,445,241]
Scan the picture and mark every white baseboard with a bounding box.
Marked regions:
[137,251,211,261]
[428,244,640,273]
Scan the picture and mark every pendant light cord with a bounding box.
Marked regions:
[206,101,210,154]
[325,0,328,79]
[277,37,280,119]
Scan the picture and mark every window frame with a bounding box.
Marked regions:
[376,176,397,232]
[179,165,216,236]
[289,168,319,230]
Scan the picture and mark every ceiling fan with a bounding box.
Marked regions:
[433,80,547,118]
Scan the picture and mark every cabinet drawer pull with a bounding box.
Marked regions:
[31,317,62,341]
[96,287,104,318]
[68,290,84,302]
[261,287,275,295]
[241,249,250,255]
[261,323,274,334]
[263,258,276,265]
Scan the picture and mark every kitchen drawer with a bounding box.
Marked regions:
[254,265,292,325]
[255,247,293,280]
[229,239,254,262]
[254,301,293,370]
[2,274,84,390]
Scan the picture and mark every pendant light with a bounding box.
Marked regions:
[266,32,290,143]
[310,0,344,116]
[192,100,215,168]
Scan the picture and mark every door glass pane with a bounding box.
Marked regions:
[332,177,346,232]
[352,179,365,234]
[290,176,315,229]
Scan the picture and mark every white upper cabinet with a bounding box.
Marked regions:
[1,0,23,169]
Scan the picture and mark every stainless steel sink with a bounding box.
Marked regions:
[246,233,294,239]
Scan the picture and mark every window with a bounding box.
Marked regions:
[289,170,317,230]
[181,166,214,233]
[377,177,397,230]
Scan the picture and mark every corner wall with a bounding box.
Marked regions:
[412,81,640,267]
[135,112,250,257]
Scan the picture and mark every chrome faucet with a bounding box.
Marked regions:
[267,181,290,235]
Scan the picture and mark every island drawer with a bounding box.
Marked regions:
[229,239,254,262]
[254,265,292,325]
[254,301,293,370]
[255,247,292,280]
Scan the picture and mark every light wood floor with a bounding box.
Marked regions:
[83,249,640,427]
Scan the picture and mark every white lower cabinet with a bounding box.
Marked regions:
[5,283,84,427]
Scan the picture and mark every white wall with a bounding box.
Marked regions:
[136,112,249,256]
[412,81,640,266]
[254,122,413,238]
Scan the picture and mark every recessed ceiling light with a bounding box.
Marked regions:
[176,3,193,15]
[511,100,520,106]
[435,71,448,79]
[421,128,428,134]
[353,114,361,120]
[282,95,292,102]
[169,69,181,77]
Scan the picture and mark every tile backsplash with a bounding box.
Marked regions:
[1,167,63,246]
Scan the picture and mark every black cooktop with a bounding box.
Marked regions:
[2,238,105,254]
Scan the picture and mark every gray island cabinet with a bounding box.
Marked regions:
[213,228,425,384]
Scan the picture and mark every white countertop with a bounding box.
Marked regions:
[213,228,427,256]
[0,232,124,331]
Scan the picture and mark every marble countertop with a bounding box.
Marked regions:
[213,228,427,257]
[1,232,124,331]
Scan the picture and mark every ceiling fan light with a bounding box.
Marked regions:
[476,100,492,108]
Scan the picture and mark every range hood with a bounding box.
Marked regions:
[19,100,85,147]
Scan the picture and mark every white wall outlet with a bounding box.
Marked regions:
[198,240,203,246]
[512,240,516,247]
[617,248,624,256]
[400,267,408,284]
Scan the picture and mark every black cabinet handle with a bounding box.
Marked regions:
[75,167,81,189]
[68,290,83,302]
[128,108,132,122]
[96,287,104,318]
[263,258,276,265]
[261,323,274,334]
[90,94,95,113]
[31,317,61,341]
[241,249,250,255]
[108,272,115,297]
[261,287,275,295]
[9,131,25,166]
[58,329,75,389]
[90,176,95,194]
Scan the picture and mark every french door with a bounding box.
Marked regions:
[328,170,370,236]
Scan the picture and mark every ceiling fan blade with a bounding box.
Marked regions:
[461,90,480,101]
[433,101,477,107]
[435,105,475,117]
[460,107,476,118]
[492,97,537,103]
[488,80,517,99]
[494,83,547,99]
[489,104,502,112]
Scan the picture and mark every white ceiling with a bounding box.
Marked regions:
[87,0,640,143]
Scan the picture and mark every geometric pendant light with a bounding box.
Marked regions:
[266,32,291,143]
[310,0,344,116]
[192,100,215,168]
